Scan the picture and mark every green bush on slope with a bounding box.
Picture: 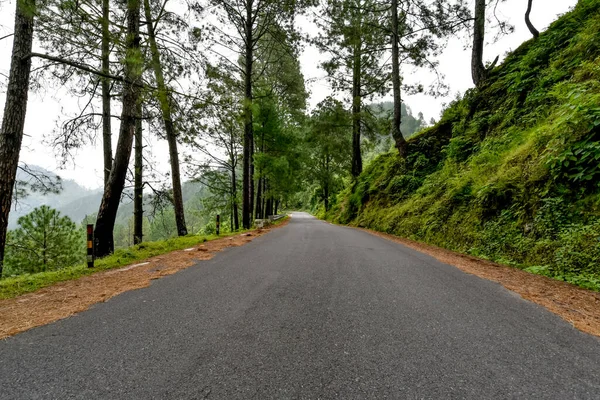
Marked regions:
[327,0,600,291]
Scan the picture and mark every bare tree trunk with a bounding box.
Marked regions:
[390,0,407,157]
[471,0,499,87]
[266,194,272,218]
[101,0,112,186]
[351,42,362,177]
[250,139,254,222]
[0,0,35,277]
[143,0,187,236]
[133,103,143,245]
[260,179,267,219]
[230,139,240,231]
[242,0,254,229]
[94,0,142,257]
[254,130,264,219]
[230,199,234,231]
[525,0,539,39]
[232,167,239,231]
[324,155,330,211]
[255,175,262,219]
[471,0,486,87]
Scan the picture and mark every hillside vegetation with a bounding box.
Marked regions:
[325,0,600,291]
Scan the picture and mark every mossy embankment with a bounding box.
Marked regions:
[326,0,600,291]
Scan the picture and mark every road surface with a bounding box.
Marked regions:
[1,212,599,399]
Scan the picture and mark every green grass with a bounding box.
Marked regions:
[0,232,238,300]
[0,215,290,300]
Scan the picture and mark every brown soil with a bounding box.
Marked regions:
[363,228,600,338]
[0,221,288,340]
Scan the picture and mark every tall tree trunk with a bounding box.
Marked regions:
[0,0,35,277]
[324,155,330,211]
[250,139,254,221]
[232,167,239,231]
[230,198,234,231]
[255,175,262,219]
[525,0,539,39]
[42,227,47,268]
[230,139,240,231]
[390,0,407,157]
[101,0,112,186]
[133,103,143,245]
[254,129,264,219]
[143,0,187,236]
[266,196,272,218]
[260,179,267,219]
[94,0,142,257]
[471,0,487,87]
[351,42,362,177]
[242,0,254,229]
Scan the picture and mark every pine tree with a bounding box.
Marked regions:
[307,97,352,211]
[202,0,311,228]
[389,0,469,156]
[0,0,37,277]
[94,0,143,257]
[4,206,83,275]
[143,0,188,236]
[314,0,388,177]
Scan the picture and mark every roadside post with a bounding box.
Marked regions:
[216,214,220,236]
[87,224,95,268]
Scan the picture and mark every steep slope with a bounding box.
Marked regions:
[328,0,600,290]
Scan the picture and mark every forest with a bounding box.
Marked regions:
[1,0,598,292]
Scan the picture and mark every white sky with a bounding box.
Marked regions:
[0,0,576,189]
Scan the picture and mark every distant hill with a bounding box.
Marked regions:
[368,101,427,139]
[9,166,207,229]
[9,166,101,228]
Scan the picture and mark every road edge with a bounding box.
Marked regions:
[0,217,290,340]
[319,217,600,338]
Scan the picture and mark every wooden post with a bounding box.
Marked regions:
[216,214,220,236]
[87,224,95,268]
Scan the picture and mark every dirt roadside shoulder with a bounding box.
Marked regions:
[362,228,600,338]
[0,219,289,340]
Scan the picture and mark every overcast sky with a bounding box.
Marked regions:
[0,0,576,189]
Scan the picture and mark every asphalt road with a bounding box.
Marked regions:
[1,212,600,399]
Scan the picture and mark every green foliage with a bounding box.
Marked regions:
[553,220,600,276]
[305,97,352,211]
[325,0,600,291]
[547,135,600,184]
[4,206,84,276]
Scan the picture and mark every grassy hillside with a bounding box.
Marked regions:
[326,0,600,291]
